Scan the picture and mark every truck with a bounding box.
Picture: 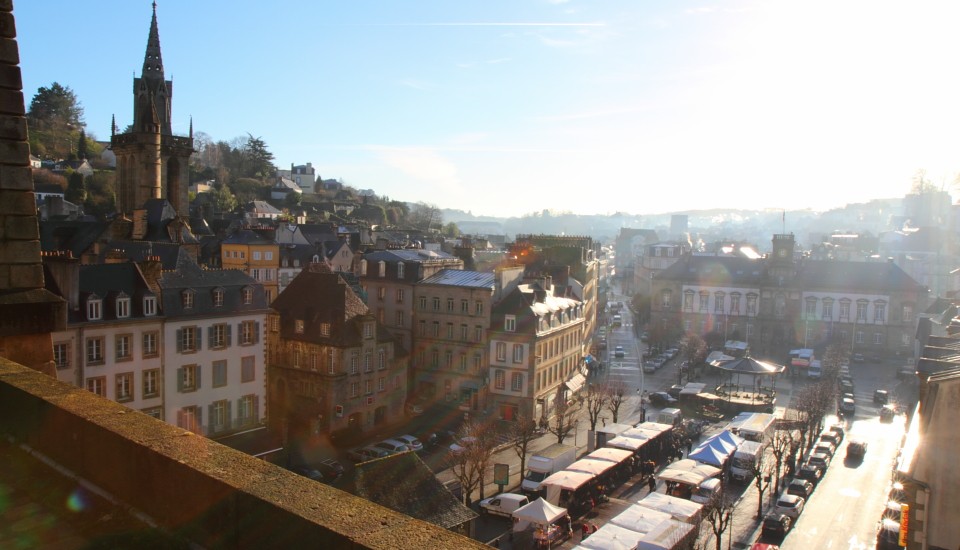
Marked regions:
[657,408,683,427]
[807,359,822,379]
[521,444,578,495]
[736,413,776,443]
[729,440,764,482]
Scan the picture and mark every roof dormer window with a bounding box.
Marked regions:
[87,296,102,321]
[212,288,224,307]
[378,261,386,277]
[182,290,195,309]
[242,287,253,305]
[143,295,157,316]
[397,262,405,279]
[295,320,305,334]
[116,295,130,319]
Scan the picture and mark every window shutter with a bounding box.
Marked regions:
[254,322,261,344]
[177,368,184,392]
[197,407,203,435]
[226,401,232,429]
[253,395,260,422]
[196,365,202,389]
[207,326,214,344]
[196,327,202,350]
[176,329,183,353]
[176,408,184,428]
[208,404,214,432]
[226,324,232,346]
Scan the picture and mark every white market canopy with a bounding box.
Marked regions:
[637,518,695,550]
[512,497,567,532]
[577,523,643,550]
[567,458,617,477]
[636,492,704,524]
[657,459,721,487]
[634,421,674,434]
[541,469,595,491]
[609,505,672,535]
[620,427,655,442]
[607,436,645,451]
[587,447,634,464]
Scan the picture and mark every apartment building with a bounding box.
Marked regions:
[222,229,280,302]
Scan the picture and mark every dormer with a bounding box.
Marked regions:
[143,293,157,316]
[181,289,195,309]
[115,292,131,319]
[378,261,386,277]
[241,286,254,305]
[397,262,405,279]
[211,287,225,307]
[86,294,103,321]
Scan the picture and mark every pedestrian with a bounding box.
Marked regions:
[685,437,693,455]
[648,475,656,493]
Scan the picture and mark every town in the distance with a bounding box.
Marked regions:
[8,4,960,550]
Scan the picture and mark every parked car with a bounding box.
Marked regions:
[797,463,824,485]
[614,345,625,358]
[347,446,390,463]
[772,494,806,520]
[847,439,868,460]
[479,493,530,517]
[873,389,889,405]
[839,397,856,416]
[880,404,897,423]
[405,400,426,416]
[762,513,792,537]
[668,384,684,399]
[290,465,326,483]
[807,452,831,470]
[373,439,411,455]
[876,518,902,550]
[819,431,841,446]
[393,434,424,452]
[449,436,478,454]
[787,478,814,499]
[852,353,865,363]
[649,391,678,407]
[840,380,855,395]
[827,422,845,442]
[814,441,837,458]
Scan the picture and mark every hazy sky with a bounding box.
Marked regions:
[15,1,960,217]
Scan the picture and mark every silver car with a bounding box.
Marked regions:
[373,439,411,455]
[393,434,424,452]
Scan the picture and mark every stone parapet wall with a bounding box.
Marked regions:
[0,357,484,549]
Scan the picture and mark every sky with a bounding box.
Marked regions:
[14,1,960,218]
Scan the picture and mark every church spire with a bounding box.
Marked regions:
[141,1,165,82]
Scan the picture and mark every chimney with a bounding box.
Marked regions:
[42,251,80,311]
[132,209,148,240]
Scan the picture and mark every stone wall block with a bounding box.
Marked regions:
[0,190,35,215]
[0,164,30,189]
[5,215,37,240]
[0,265,8,288]
[0,139,27,164]
[9,263,42,288]
[0,240,39,264]
[0,64,20,90]
[0,111,25,136]
[0,37,18,65]
[0,1,12,14]
[0,12,14,38]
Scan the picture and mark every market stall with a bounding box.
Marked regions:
[541,469,595,510]
[656,459,721,499]
[609,505,672,535]
[576,523,643,550]
[636,492,704,524]
[513,497,568,532]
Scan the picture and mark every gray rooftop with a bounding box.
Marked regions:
[419,269,494,289]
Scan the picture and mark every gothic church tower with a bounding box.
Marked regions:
[111,2,193,217]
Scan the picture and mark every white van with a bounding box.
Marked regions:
[691,478,723,504]
[480,493,530,517]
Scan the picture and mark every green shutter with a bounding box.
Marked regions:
[177,367,184,392]
[195,327,202,350]
[196,364,202,389]
[254,322,261,344]
[176,329,182,353]
[226,324,232,346]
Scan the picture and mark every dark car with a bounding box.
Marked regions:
[649,391,678,407]
[852,353,865,363]
[668,384,684,399]
[880,404,897,423]
[839,397,855,416]
[807,452,831,470]
[847,439,868,460]
[873,389,889,405]
[787,478,814,499]
[762,513,792,538]
[797,463,824,485]
[315,458,345,482]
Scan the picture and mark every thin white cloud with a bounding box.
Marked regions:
[398,78,431,91]
[684,7,717,15]
[486,58,511,64]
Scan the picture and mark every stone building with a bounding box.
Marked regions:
[110,4,193,217]
[267,266,409,439]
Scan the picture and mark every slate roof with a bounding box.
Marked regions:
[141,199,199,244]
[419,269,495,289]
[362,249,456,263]
[793,259,925,292]
[71,262,157,322]
[39,219,112,258]
[158,255,268,318]
[223,228,275,246]
[655,255,767,286]
[347,452,477,530]
[97,241,188,270]
[245,200,281,215]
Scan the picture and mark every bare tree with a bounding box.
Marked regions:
[510,412,539,485]
[750,442,773,519]
[770,430,793,495]
[448,421,498,505]
[702,485,736,550]
[605,380,628,423]
[549,387,581,445]
[583,382,608,431]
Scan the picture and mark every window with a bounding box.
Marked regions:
[318,322,330,337]
[364,352,372,372]
[253,251,261,261]
[350,352,359,374]
[53,342,69,369]
[432,321,440,337]
[87,298,102,320]
[395,289,404,303]
[855,330,864,344]
[213,360,227,387]
[360,260,368,276]
[418,296,427,310]
[378,261,386,277]
[182,290,194,309]
[328,350,337,374]
[873,332,884,345]
[365,380,373,395]
[377,287,386,300]
[242,288,253,305]
[397,262,405,278]
[86,336,104,366]
[461,299,469,313]
[699,291,709,312]
[475,325,483,342]
[856,300,868,322]
[238,394,257,426]
[86,376,106,397]
[378,349,386,370]
[395,311,404,327]
[902,304,914,322]
[730,293,741,315]
[116,296,130,318]
[143,332,158,358]
[683,290,694,311]
[432,297,440,311]
[116,372,133,402]
[447,298,454,312]
[179,364,199,392]
[265,251,273,260]
[240,321,259,345]
[115,334,132,361]
[822,298,834,320]
[805,298,817,318]
[350,382,360,398]
[178,405,201,433]
[364,323,373,339]
[774,293,786,318]
[378,377,385,392]
[474,353,482,371]
[143,295,157,316]
[496,342,507,361]
[714,292,725,313]
[839,299,851,321]
[746,294,757,315]
[178,326,200,353]
[494,369,505,390]
[418,320,426,336]
[874,301,886,323]
[445,350,453,368]
[460,324,468,340]
[210,288,224,308]
[211,400,229,433]
[251,268,261,281]
[241,356,256,382]
[661,289,672,309]
[446,323,454,339]
[505,315,516,332]
[459,355,467,372]
[211,323,229,348]
[511,373,523,392]
[475,301,483,315]
[513,344,524,363]
[143,369,160,398]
